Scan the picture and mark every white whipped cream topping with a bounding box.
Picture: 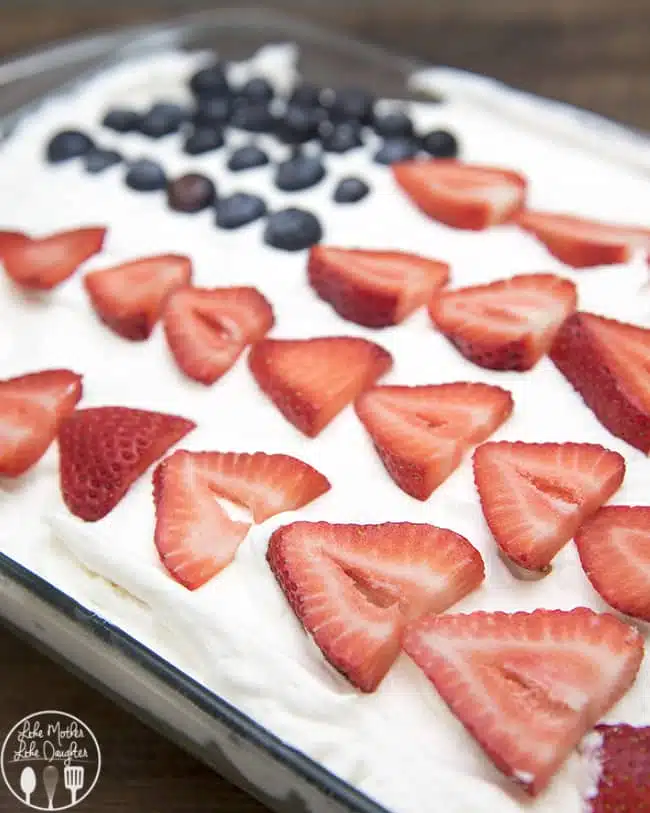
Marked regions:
[1,44,650,813]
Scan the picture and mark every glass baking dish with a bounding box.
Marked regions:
[0,10,649,813]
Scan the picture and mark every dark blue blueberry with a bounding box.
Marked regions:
[275,105,322,145]
[333,177,370,204]
[374,137,420,165]
[238,77,274,104]
[83,148,122,174]
[320,121,363,153]
[138,104,186,138]
[189,62,231,98]
[193,96,232,126]
[264,208,323,252]
[227,145,269,172]
[275,155,325,192]
[373,111,414,138]
[326,88,375,124]
[230,103,276,133]
[215,193,267,230]
[421,129,459,158]
[125,159,167,192]
[46,130,94,163]
[167,173,216,213]
[102,108,140,133]
[289,83,322,108]
[183,127,225,155]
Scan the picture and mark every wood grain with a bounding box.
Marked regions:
[0,2,648,812]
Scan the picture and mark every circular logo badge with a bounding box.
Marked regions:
[1,711,101,810]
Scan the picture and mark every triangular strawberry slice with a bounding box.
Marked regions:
[84,254,192,340]
[0,369,83,477]
[575,506,650,622]
[163,286,274,385]
[307,246,449,327]
[153,451,251,590]
[429,273,577,371]
[355,382,513,500]
[404,608,644,795]
[0,230,29,260]
[249,336,392,437]
[473,441,625,575]
[267,520,485,691]
[517,210,650,268]
[392,159,527,230]
[59,406,195,521]
[1,227,106,290]
[551,312,650,452]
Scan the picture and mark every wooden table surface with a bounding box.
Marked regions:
[0,2,648,812]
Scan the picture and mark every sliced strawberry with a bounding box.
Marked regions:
[429,273,577,371]
[59,406,195,521]
[249,336,392,437]
[84,254,192,340]
[0,230,29,260]
[163,286,274,385]
[551,312,650,453]
[307,246,449,328]
[579,724,650,813]
[1,227,106,290]
[517,210,650,269]
[473,442,625,575]
[267,521,485,691]
[355,382,513,500]
[575,506,650,622]
[0,369,82,477]
[153,451,251,589]
[392,160,527,230]
[404,608,644,795]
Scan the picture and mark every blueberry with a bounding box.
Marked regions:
[238,77,274,103]
[275,155,325,192]
[264,208,323,252]
[125,159,167,192]
[83,148,122,174]
[289,83,322,108]
[320,121,363,154]
[326,88,375,124]
[421,129,459,158]
[138,104,185,138]
[46,130,94,163]
[333,177,370,204]
[227,145,269,172]
[373,111,414,138]
[230,103,276,133]
[189,62,231,98]
[215,193,267,229]
[374,137,420,165]
[183,127,225,155]
[193,96,232,126]
[275,105,322,145]
[167,173,216,213]
[102,108,140,133]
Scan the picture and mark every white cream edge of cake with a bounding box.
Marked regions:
[0,42,649,813]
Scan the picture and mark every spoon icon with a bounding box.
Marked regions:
[19,766,36,806]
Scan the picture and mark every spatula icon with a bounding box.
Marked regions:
[63,764,84,806]
[19,766,36,806]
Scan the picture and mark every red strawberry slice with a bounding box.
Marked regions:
[84,254,192,340]
[355,382,513,500]
[517,210,650,268]
[163,286,274,385]
[0,227,106,290]
[59,406,195,521]
[403,608,644,795]
[579,724,650,813]
[473,442,625,575]
[267,521,485,692]
[249,336,392,437]
[575,506,650,622]
[307,246,449,328]
[392,160,527,230]
[0,230,29,260]
[0,369,82,477]
[550,312,650,453]
[428,273,577,371]
[153,451,251,589]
